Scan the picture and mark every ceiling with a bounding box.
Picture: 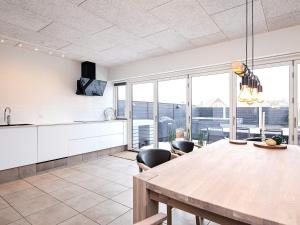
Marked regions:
[0,0,299,67]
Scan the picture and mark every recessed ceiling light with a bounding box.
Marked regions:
[61,54,65,58]
[17,43,23,47]
[0,39,4,43]
[48,51,53,55]
[34,48,39,51]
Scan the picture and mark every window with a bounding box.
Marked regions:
[158,78,187,149]
[236,65,290,143]
[115,83,126,118]
[132,82,155,150]
[192,73,230,145]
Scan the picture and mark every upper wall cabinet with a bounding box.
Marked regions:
[0,127,37,170]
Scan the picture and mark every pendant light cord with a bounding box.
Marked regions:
[246,0,248,66]
[252,0,254,72]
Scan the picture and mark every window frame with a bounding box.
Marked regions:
[114,82,127,119]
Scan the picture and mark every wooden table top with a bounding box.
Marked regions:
[142,140,300,225]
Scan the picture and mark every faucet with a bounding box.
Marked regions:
[4,107,11,125]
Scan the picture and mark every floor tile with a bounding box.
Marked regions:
[26,203,78,225]
[64,173,95,184]
[49,184,88,201]
[7,218,31,225]
[34,179,71,193]
[112,189,133,208]
[24,173,59,186]
[3,187,44,205]
[83,200,129,225]
[75,177,110,191]
[0,198,9,210]
[64,192,107,212]
[108,209,132,225]
[58,214,99,225]
[11,194,59,216]
[0,180,32,197]
[92,182,128,198]
[0,207,22,225]
[50,168,81,179]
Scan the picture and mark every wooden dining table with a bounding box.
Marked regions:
[133,139,300,225]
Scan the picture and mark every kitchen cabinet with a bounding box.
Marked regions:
[0,127,37,170]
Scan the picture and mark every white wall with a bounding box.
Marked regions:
[0,45,112,124]
[109,25,300,80]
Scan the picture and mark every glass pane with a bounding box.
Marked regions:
[298,64,300,144]
[117,85,126,117]
[132,83,154,150]
[158,79,187,149]
[236,65,289,143]
[192,73,230,145]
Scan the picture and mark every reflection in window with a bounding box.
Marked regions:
[116,84,126,118]
[192,73,230,145]
[132,83,154,150]
[158,79,187,149]
[236,65,289,143]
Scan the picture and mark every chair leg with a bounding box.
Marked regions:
[167,205,172,225]
[196,216,204,225]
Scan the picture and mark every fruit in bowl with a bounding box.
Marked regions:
[265,139,277,146]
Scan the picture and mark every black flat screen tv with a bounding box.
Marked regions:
[76,78,107,96]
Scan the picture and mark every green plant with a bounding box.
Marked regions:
[168,129,176,143]
[198,130,205,147]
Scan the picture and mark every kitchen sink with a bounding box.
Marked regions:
[0,123,33,127]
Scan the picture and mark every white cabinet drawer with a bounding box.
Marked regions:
[69,133,124,156]
[0,127,37,170]
[70,122,124,139]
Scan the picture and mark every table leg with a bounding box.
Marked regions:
[133,176,159,223]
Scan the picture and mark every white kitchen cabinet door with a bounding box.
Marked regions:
[37,125,70,162]
[0,127,37,170]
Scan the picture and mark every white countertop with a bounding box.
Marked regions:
[0,119,127,129]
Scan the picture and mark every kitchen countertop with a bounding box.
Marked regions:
[0,119,127,129]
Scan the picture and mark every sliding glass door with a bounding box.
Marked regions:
[132,82,155,150]
[297,63,300,145]
[236,65,290,143]
[158,78,187,149]
[192,73,230,145]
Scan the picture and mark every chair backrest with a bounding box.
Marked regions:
[171,140,194,153]
[136,149,171,168]
[246,137,262,142]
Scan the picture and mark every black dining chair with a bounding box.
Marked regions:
[136,149,174,172]
[136,149,203,225]
[171,140,201,156]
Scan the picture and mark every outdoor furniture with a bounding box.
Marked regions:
[207,127,225,143]
[236,127,250,140]
[260,128,283,138]
[171,140,201,156]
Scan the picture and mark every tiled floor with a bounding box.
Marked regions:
[0,156,219,225]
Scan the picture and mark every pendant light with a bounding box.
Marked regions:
[232,0,263,104]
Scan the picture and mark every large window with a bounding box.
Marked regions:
[132,82,154,150]
[115,83,126,118]
[192,73,230,145]
[236,65,290,143]
[158,79,187,149]
[297,64,300,145]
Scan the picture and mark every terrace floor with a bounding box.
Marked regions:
[0,156,219,225]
